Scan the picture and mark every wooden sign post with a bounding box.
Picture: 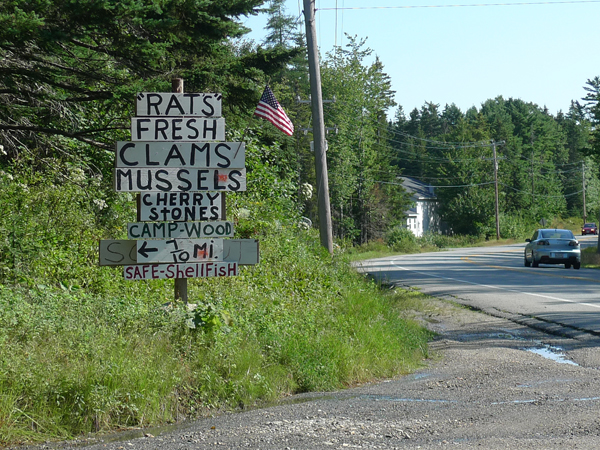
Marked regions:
[99,78,257,304]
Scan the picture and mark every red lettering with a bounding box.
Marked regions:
[124,266,134,280]
[165,264,175,278]
[228,263,237,276]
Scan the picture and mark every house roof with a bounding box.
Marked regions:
[398,176,436,200]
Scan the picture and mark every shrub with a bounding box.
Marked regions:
[386,227,419,253]
[0,226,431,444]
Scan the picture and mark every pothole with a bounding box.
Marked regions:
[523,344,578,366]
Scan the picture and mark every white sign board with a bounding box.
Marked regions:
[131,117,226,141]
[124,262,238,281]
[115,141,245,168]
[99,239,259,266]
[136,93,222,117]
[128,221,233,239]
[138,192,224,222]
[114,167,246,192]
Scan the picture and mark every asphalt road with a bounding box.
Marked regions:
[355,235,600,336]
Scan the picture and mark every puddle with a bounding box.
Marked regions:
[459,332,525,341]
[524,345,578,366]
[413,372,431,380]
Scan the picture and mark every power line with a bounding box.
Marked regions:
[323,113,495,159]
[371,179,496,188]
[389,128,490,148]
[500,182,584,198]
[318,0,600,11]
[369,169,485,181]
[325,112,587,168]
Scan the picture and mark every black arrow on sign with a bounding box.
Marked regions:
[138,241,159,258]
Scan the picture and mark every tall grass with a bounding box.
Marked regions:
[346,215,588,262]
[0,164,432,445]
[582,246,600,268]
[0,233,432,444]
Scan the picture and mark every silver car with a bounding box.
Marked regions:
[524,229,581,269]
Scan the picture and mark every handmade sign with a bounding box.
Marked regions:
[136,93,222,117]
[103,91,258,282]
[115,141,245,168]
[124,262,238,281]
[113,167,246,192]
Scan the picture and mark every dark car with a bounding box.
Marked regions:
[524,229,581,269]
[582,222,598,235]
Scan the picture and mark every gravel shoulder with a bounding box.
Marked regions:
[21,296,600,449]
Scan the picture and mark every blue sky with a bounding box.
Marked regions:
[241,0,600,120]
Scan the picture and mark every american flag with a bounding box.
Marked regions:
[254,86,294,136]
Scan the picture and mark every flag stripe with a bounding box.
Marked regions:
[255,104,294,135]
[254,86,294,136]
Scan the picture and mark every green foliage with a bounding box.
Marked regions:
[390,95,596,237]
[499,213,539,240]
[417,232,483,249]
[0,159,127,289]
[0,0,296,164]
[386,227,419,253]
[0,226,431,444]
[583,76,600,157]
[582,246,600,268]
[348,230,511,261]
[262,0,301,49]
[318,36,409,243]
[0,148,430,445]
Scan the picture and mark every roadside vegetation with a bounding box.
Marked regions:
[347,217,589,262]
[3,0,600,446]
[582,246,600,268]
[0,162,433,445]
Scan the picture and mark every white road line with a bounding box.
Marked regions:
[389,257,600,309]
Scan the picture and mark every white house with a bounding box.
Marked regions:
[399,176,440,237]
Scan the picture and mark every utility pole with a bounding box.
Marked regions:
[303,0,333,255]
[582,161,587,223]
[492,140,500,240]
[172,77,188,304]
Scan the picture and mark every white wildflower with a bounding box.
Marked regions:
[300,183,314,200]
[298,217,312,230]
[237,208,251,219]
[93,199,108,210]
[69,167,86,183]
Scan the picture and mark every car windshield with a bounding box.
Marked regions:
[540,230,574,239]
[584,223,596,227]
